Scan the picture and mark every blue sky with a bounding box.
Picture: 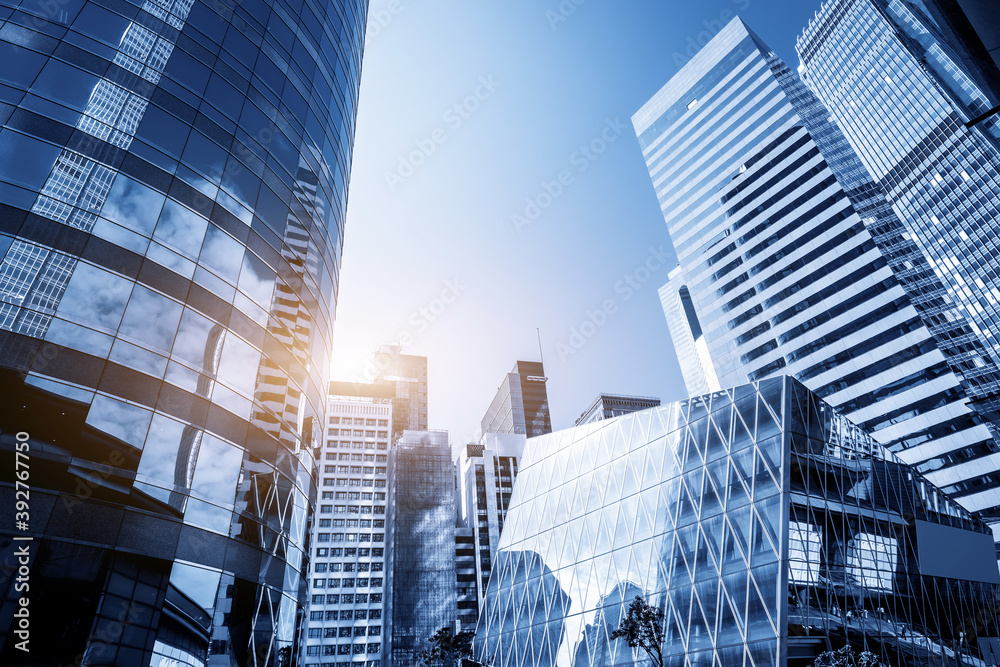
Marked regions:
[330,0,824,443]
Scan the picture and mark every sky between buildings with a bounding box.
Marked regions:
[330,0,823,443]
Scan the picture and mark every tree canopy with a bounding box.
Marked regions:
[419,627,476,667]
[609,596,665,667]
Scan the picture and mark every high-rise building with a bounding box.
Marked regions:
[0,0,367,663]
[797,1,1000,421]
[475,377,1000,667]
[302,391,391,667]
[372,345,427,438]
[480,361,552,438]
[389,430,456,667]
[636,18,1000,537]
[574,393,661,426]
[456,433,525,614]
[454,526,478,631]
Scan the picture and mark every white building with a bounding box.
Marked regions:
[302,392,392,667]
[456,432,526,611]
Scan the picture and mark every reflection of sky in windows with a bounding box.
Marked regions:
[85,395,152,449]
[119,285,184,353]
[137,413,188,486]
[199,225,246,284]
[100,174,166,234]
[168,561,222,612]
[190,433,243,504]
[55,262,133,332]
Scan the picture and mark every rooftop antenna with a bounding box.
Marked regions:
[536,328,544,368]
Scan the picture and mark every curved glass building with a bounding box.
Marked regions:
[0,0,367,664]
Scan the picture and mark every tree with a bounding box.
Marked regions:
[609,596,665,667]
[813,644,881,667]
[418,626,476,667]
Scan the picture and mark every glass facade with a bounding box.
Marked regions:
[302,396,390,667]
[0,0,367,663]
[481,361,552,439]
[474,376,1000,667]
[635,18,1000,540]
[389,430,456,667]
[797,0,1000,429]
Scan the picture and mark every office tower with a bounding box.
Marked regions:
[481,360,552,438]
[302,391,391,667]
[372,344,427,438]
[798,1,1000,412]
[456,433,525,613]
[0,0,367,663]
[574,393,661,426]
[389,430,456,667]
[636,18,1000,535]
[474,377,1000,667]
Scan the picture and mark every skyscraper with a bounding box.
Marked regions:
[635,18,1000,535]
[372,344,428,438]
[389,429,456,667]
[480,361,552,438]
[302,391,391,667]
[0,0,367,663]
[798,0,1000,417]
[797,0,1000,523]
[456,433,525,616]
